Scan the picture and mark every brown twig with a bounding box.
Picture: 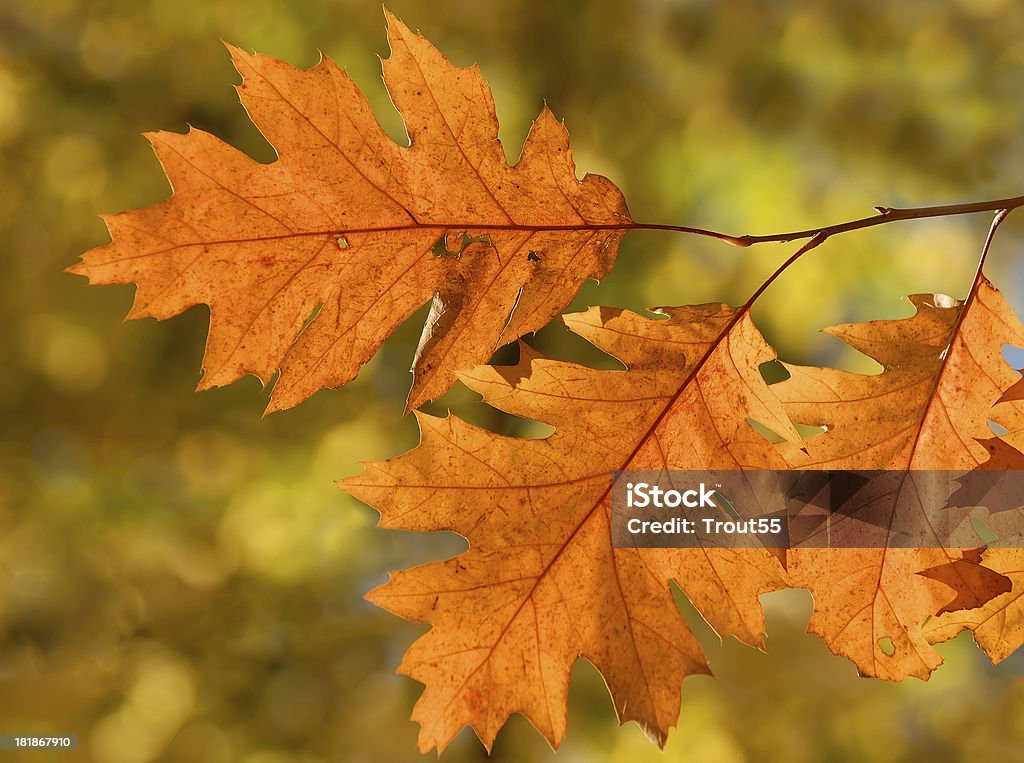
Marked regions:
[632,194,1024,252]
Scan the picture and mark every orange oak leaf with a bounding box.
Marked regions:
[996,377,1024,404]
[952,433,1024,473]
[68,10,630,412]
[773,277,1024,680]
[925,427,1024,661]
[918,549,1012,616]
[925,547,1024,662]
[341,303,801,752]
[944,433,1024,516]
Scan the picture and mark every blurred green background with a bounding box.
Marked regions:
[4,0,1024,760]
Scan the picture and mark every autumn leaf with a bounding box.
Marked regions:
[58,1,1024,754]
[925,547,1024,662]
[772,275,1024,679]
[996,376,1024,404]
[926,428,1024,661]
[341,302,801,752]
[917,549,1012,616]
[68,9,630,412]
[945,434,1024,516]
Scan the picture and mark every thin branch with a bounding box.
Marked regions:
[85,196,1024,265]
[619,222,750,246]
[83,195,1023,272]
[728,209,1015,345]
[970,208,1013,286]
[744,232,828,309]
[632,193,1024,249]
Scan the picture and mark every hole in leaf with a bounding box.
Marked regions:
[988,419,1010,436]
[713,491,741,521]
[877,637,895,656]
[501,287,524,338]
[300,303,323,334]
[747,418,784,444]
[749,417,828,445]
[759,359,790,385]
[796,423,829,440]
[433,232,494,259]
[336,236,349,249]
[433,235,458,259]
[971,516,999,544]
[668,581,720,642]
[527,251,542,262]
[1001,344,1024,371]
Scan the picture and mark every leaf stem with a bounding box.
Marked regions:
[742,232,828,310]
[970,208,1012,289]
[633,193,1024,249]
[149,195,1024,258]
